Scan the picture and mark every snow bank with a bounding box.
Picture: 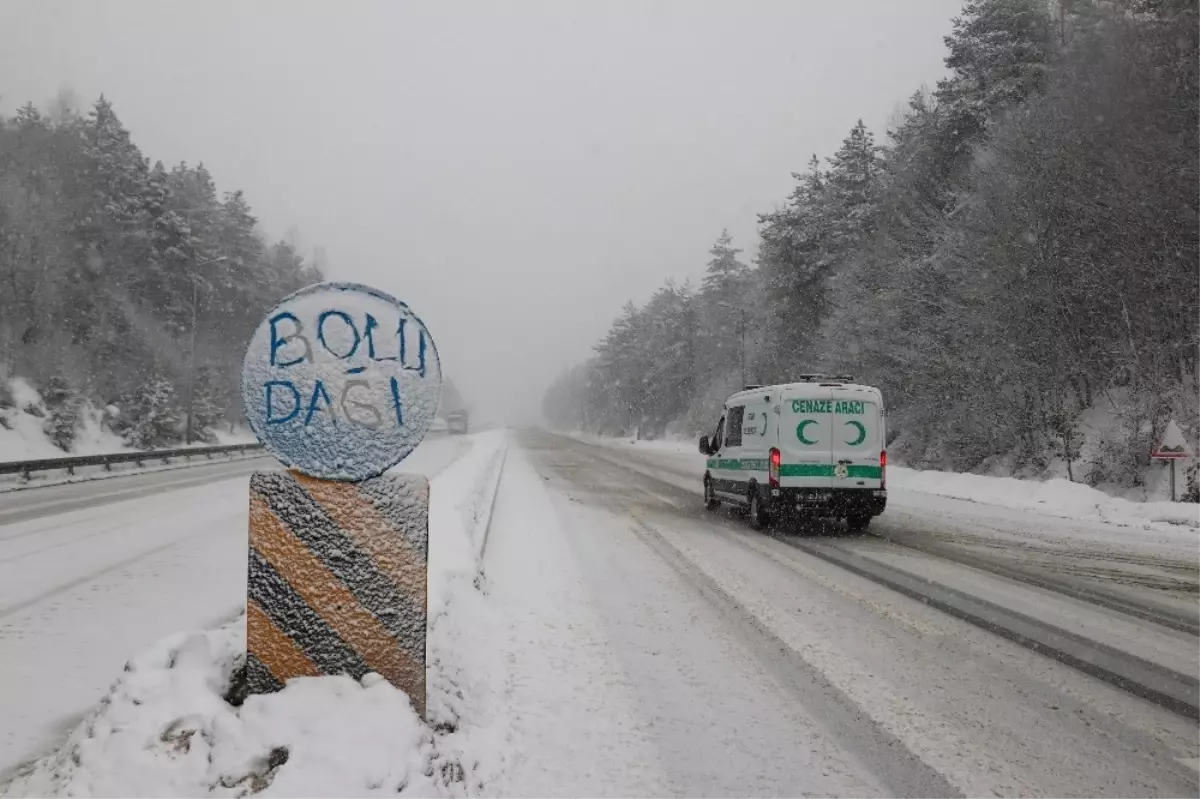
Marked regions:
[890,467,1199,530]
[426,429,509,620]
[422,430,510,791]
[0,617,438,798]
[0,379,128,462]
[0,377,259,463]
[1,429,512,798]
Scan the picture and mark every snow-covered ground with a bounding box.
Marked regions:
[0,380,128,462]
[3,428,1197,797]
[415,432,1199,796]
[891,466,1199,529]
[0,430,491,788]
[569,434,1198,620]
[574,433,1199,533]
[0,377,259,465]
[4,618,438,797]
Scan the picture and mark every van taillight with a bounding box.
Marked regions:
[769,447,781,488]
[880,450,887,487]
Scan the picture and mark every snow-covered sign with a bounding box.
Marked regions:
[241,282,442,481]
[1152,419,1193,460]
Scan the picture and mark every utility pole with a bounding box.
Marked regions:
[738,308,746,388]
[184,254,229,444]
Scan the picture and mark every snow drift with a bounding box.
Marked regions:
[1,618,437,798]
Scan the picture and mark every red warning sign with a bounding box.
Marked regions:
[1152,420,1193,459]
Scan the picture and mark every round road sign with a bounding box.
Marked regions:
[241,282,442,481]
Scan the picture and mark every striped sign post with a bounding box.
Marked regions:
[240,282,441,716]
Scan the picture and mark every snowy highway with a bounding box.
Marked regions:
[472,431,1198,797]
[3,429,1198,796]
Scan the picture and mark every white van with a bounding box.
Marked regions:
[699,376,887,531]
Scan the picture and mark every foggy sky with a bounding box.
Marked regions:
[1,0,962,425]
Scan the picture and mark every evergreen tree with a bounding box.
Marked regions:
[936,0,1055,148]
[122,377,182,449]
[698,230,752,382]
[41,374,82,451]
[0,93,327,442]
[191,364,229,442]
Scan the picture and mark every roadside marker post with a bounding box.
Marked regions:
[240,282,441,716]
[1151,419,1193,502]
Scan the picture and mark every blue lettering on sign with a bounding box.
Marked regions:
[409,327,427,378]
[264,380,301,423]
[304,380,335,426]
[398,318,408,368]
[398,318,427,378]
[242,281,442,481]
[390,376,403,425]
[364,313,398,362]
[317,310,361,360]
[270,313,310,367]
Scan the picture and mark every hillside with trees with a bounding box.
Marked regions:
[543,0,1199,492]
[0,95,322,449]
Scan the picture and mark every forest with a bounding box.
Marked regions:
[543,0,1199,489]
[0,94,323,448]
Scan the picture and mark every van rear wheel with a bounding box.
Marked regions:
[748,490,768,530]
[846,514,871,533]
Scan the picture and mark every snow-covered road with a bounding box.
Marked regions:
[465,430,1198,797]
[0,433,470,775]
[2,428,1197,796]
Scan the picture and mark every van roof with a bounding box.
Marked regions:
[726,380,883,403]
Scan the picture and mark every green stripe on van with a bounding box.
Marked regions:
[707,460,882,480]
[707,458,768,471]
[780,464,883,479]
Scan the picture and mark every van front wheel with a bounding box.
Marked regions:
[748,490,769,530]
[704,479,720,511]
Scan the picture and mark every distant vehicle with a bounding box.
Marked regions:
[447,409,469,435]
[699,376,886,532]
[430,417,448,433]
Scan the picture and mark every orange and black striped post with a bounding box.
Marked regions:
[239,282,443,718]
[245,469,429,716]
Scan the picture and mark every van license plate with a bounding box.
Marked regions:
[800,493,832,504]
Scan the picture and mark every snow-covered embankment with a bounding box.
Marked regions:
[1,430,510,798]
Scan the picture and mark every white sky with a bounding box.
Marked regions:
[0,0,962,424]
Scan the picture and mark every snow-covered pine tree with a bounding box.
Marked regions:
[936,0,1054,148]
[41,374,82,451]
[122,377,182,449]
[698,230,752,384]
[191,364,229,443]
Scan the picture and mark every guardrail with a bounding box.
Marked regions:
[0,442,266,480]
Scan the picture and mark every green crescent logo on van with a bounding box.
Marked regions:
[796,419,818,445]
[845,420,866,445]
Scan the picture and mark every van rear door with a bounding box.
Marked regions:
[779,388,835,491]
[828,389,883,489]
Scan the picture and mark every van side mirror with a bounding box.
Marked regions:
[699,436,710,455]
